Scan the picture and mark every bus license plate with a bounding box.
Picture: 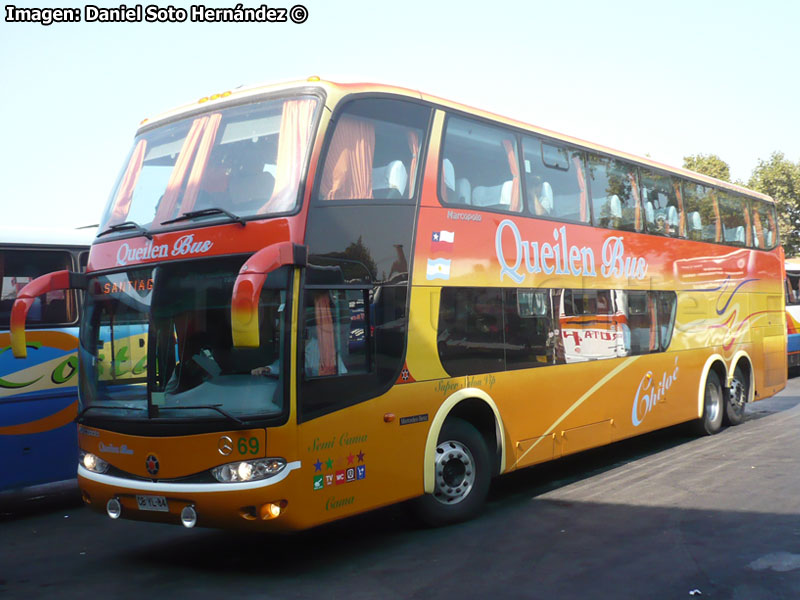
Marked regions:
[136,495,169,512]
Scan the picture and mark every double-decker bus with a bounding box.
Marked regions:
[1,227,93,491]
[10,79,786,530]
[785,258,800,370]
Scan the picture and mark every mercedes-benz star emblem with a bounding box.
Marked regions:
[218,435,233,456]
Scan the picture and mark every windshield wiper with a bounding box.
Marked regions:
[98,221,153,240]
[155,404,245,425]
[161,208,246,227]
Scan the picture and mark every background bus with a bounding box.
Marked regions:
[10,79,786,531]
[1,227,93,491]
[785,258,800,371]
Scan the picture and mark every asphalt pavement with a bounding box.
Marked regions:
[2,377,800,599]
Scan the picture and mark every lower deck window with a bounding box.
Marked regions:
[438,286,677,376]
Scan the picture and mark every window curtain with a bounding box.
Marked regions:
[179,112,222,215]
[629,173,642,231]
[743,205,753,246]
[319,116,375,200]
[407,130,420,196]
[502,139,521,212]
[108,139,147,225]
[573,155,588,222]
[673,182,685,237]
[767,210,778,246]
[263,98,317,213]
[712,194,722,242]
[314,293,336,376]
[752,210,765,248]
[153,116,208,226]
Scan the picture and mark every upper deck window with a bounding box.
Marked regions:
[682,182,719,243]
[0,250,76,328]
[639,169,681,237]
[586,156,641,232]
[441,117,522,213]
[718,192,750,247]
[316,99,430,202]
[520,136,589,223]
[99,96,319,234]
[751,199,779,249]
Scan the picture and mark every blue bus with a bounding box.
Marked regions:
[0,227,93,491]
[786,259,800,371]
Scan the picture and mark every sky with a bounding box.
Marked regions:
[2,0,800,229]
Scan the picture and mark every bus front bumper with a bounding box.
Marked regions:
[78,462,303,531]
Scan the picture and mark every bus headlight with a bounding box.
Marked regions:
[80,451,110,474]
[211,458,286,483]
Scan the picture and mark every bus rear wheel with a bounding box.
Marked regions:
[695,370,724,435]
[412,418,490,526]
[725,365,748,426]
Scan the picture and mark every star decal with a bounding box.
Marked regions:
[314,459,322,472]
[357,450,365,462]
[325,457,334,470]
[347,453,355,464]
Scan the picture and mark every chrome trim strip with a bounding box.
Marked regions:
[78,460,301,493]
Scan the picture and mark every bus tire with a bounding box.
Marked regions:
[725,365,748,426]
[695,370,724,435]
[412,417,490,526]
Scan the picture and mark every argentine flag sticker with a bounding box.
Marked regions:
[426,258,451,280]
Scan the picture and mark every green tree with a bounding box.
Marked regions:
[682,154,731,182]
[748,152,800,256]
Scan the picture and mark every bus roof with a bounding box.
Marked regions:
[1,226,96,248]
[136,78,773,204]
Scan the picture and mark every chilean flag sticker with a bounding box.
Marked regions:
[431,230,455,253]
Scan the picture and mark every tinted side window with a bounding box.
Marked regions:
[0,250,75,328]
[718,192,748,246]
[655,291,677,351]
[682,182,719,242]
[521,136,589,223]
[640,169,681,237]
[503,288,555,369]
[751,199,779,249]
[586,156,641,231]
[787,273,800,305]
[317,98,430,201]
[436,287,677,375]
[438,287,504,376]
[441,117,522,212]
[302,288,370,379]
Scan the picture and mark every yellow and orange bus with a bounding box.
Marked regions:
[11,79,786,530]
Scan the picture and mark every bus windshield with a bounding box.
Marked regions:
[98,95,319,234]
[79,257,289,422]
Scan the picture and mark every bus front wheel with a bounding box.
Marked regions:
[412,418,490,526]
[725,365,748,426]
[696,370,724,435]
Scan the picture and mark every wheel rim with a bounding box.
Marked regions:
[706,378,722,423]
[730,371,746,415]
[432,439,476,505]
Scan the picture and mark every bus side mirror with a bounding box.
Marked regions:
[231,242,307,348]
[10,270,87,358]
